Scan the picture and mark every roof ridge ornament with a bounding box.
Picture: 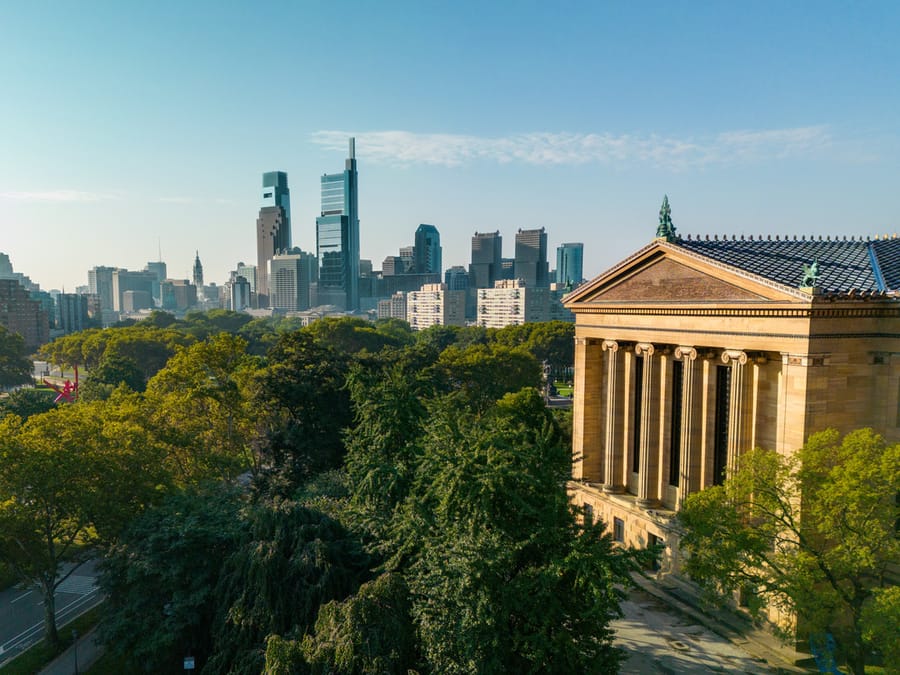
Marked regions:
[800,259,821,293]
[655,195,678,242]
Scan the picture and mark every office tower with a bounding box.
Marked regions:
[56,293,89,334]
[399,246,415,273]
[228,275,252,311]
[382,256,407,276]
[414,224,442,275]
[193,251,204,289]
[111,269,157,312]
[316,138,360,311]
[444,265,469,291]
[269,249,314,312]
[145,261,167,305]
[556,242,584,287]
[514,227,549,287]
[160,279,197,311]
[256,171,292,308]
[88,266,117,311]
[235,263,257,293]
[469,231,502,289]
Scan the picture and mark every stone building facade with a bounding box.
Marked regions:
[565,207,900,578]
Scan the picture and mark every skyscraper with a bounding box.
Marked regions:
[414,224,442,275]
[269,248,314,312]
[556,242,584,288]
[316,138,360,311]
[468,231,502,289]
[514,227,549,287]
[192,251,204,289]
[256,171,291,308]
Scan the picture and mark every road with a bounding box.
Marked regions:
[0,560,103,666]
[613,586,775,673]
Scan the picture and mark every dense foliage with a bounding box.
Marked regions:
[679,429,900,675]
[13,315,648,672]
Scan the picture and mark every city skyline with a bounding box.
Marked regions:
[2,3,899,291]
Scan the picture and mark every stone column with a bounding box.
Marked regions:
[721,349,748,479]
[674,346,697,508]
[635,342,658,508]
[601,340,624,493]
[572,337,604,482]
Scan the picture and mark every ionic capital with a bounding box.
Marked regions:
[674,346,697,361]
[601,339,619,353]
[635,342,655,357]
[721,349,748,366]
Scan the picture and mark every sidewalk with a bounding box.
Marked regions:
[633,573,813,673]
[38,627,104,675]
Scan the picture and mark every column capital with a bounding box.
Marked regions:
[674,345,698,361]
[601,339,619,353]
[721,349,748,366]
[635,342,655,357]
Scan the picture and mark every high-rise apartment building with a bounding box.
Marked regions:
[514,227,549,287]
[556,242,584,288]
[256,171,291,308]
[377,291,407,321]
[407,283,466,330]
[414,224,442,275]
[476,279,551,329]
[316,138,360,311]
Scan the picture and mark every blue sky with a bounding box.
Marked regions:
[1,1,898,291]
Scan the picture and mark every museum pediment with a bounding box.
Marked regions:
[567,242,808,305]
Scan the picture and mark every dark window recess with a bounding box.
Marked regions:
[647,533,662,571]
[669,359,684,486]
[613,517,624,542]
[713,365,732,485]
[632,355,643,473]
[583,503,594,525]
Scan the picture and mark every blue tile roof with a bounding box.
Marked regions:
[675,236,900,293]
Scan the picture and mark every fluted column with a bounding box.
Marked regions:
[635,342,657,508]
[674,346,697,508]
[572,336,603,482]
[601,340,624,493]
[721,349,748,479]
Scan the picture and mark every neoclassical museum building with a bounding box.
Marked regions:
[565,198,900,572]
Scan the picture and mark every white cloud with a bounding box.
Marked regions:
[0,189,120,203]
[311,126,831,169]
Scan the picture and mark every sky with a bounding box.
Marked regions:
[1,1,899,291]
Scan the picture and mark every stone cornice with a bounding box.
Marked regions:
[573,305,900,319]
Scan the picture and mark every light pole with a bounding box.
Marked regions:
[72,629,79,675]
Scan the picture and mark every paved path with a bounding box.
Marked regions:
[0,561,102,667]
[614,587,777,673]
[38,626,104,675]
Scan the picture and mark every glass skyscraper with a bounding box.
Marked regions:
[556,242,584,288]
[316,138,360,311]
[414,224,442,275]
[256,171,291,308]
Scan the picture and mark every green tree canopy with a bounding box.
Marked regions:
[678,428,900,675]
[433,343,542,410]
[0,387,56,419]
[0,398,169,650]
[0,324,34,388]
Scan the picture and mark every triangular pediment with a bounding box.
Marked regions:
[566,242,810,306]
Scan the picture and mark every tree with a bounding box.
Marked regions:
[98,488,245,673]
[250,331,352,494]
[0,324,33,388]
[432,343,541,411]
[678,428,900,675]
[0,400,169,651]
[205,501,371,674]
[395,389,653,674]
[0,387,56,419]
[144,333,259,484]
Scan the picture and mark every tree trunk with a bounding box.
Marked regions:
[42,579,59,652]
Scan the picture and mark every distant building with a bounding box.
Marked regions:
[193,251,204,290]
[407,283,466,330]
[112,270,157,312]
[514,227,549,287]
[377,291,407,321]
[122,289,154,313]
[235,262,257,293]
[88,266,117,311]
[444,265,469,291]
[160,279,197,312]
[227,275,252,311]
[0,278,49,351]
[556,242,584,287]
[476,279,551,328]
[469,231,503,289]
[269,249,315,312]
[145,261,167,304]
[56,293,89,334]
[414,224,442,275]
[382,255,408,276]
[316,138,360,311]
[256,171,291,308]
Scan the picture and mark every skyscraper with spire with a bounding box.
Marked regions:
[256,171,291,307]
[192,251,203,288]
[316,138,360,311]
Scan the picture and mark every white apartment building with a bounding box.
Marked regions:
[476,279,551,328]
[407,283,465,330]
[377,291,407,321]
